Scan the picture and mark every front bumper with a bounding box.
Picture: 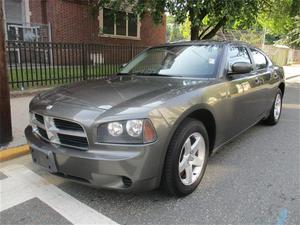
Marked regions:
[25,126,162,191]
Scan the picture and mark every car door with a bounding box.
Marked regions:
[225,45,266,137]
[249,48,274,114]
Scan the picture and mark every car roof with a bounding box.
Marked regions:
[154,40,253,48]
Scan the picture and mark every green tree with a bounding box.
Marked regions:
[278,16,300,47]
[256,0,300,47]
[257,0,295,35]
[287,16,300,47]
[167,16,183,42]
[89,0,269,40]
[166,15,190,42]
[180,18,191,40]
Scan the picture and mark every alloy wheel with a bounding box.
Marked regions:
[274,93,282,120]
[178,132,206,186]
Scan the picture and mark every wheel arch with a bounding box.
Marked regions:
[279,82,285,97]
[158,105,217,187]
[187,109,216,155]
[164,105,217,156]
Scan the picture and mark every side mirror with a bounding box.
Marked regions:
[230,62,252,75]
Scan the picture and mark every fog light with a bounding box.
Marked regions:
[122,176,132,187]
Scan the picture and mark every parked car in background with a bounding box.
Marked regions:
[25,41,285,196]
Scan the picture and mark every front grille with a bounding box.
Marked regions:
[54,118,84,132]
[37,127,48,140]
[35,114,44,125]
[32,113,88,150]
[58,133,88,149]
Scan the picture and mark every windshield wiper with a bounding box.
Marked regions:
[117,72,129,75]
[117,72,138,76]
[137,73,182,77]
[118,72,182,77]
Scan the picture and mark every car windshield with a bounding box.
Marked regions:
[120,44,222,78]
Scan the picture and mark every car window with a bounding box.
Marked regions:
[227,46,251,73]
[251,49,268,70]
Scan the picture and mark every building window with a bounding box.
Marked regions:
[128,13,137,37]
[103,8,114,35]
[100,8,139,38]
[116,11,126,36]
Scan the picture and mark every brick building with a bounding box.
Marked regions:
[3,0,166,46]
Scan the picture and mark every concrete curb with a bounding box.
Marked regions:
[10,87,51,98]
[0,145,30,162]
[286,74,300,80]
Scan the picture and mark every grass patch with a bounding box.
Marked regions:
[8,64,121,90]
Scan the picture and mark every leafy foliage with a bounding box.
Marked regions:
[277,16,300,47]
[257,0,294,35]
[180,18,191,40]
[166,16,183,42]
[89,0,268,40]
[256,0,300,47]
[167,16,190,41]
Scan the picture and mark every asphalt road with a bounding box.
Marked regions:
[1,77,299,225]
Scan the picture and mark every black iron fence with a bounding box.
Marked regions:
[6,41,147,90]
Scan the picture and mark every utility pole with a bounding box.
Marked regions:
[0,1,12,145]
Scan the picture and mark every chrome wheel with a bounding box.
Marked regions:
[274,93,282,120]
[178,132,206,186]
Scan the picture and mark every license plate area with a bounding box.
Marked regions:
[31,148,58,173]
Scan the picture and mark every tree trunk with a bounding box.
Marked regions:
[199,25,212,39]
[190,25,200,40]
[188,5,200,41]
[0,3,13,145]
[188,8,208,40]
[202,16,227,40]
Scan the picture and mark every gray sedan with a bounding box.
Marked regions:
[25,41,285,196]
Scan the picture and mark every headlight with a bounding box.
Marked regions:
[126,120,143,137]
[98,119,157,144]
[108,122,123,136]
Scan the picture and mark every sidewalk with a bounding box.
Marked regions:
[0,96,33,150]
[283,64,300,79]
[2,65,300,151]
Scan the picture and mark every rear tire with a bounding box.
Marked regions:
[162,118,209,196]
[263,89,283,125]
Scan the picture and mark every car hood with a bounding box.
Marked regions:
[34,75,215,111]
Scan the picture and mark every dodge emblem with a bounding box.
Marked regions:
[46,105,53,110]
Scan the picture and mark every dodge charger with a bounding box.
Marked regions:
[25,41,285,196]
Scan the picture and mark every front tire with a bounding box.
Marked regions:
[263,89,283,125]
[162,118,209,196]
